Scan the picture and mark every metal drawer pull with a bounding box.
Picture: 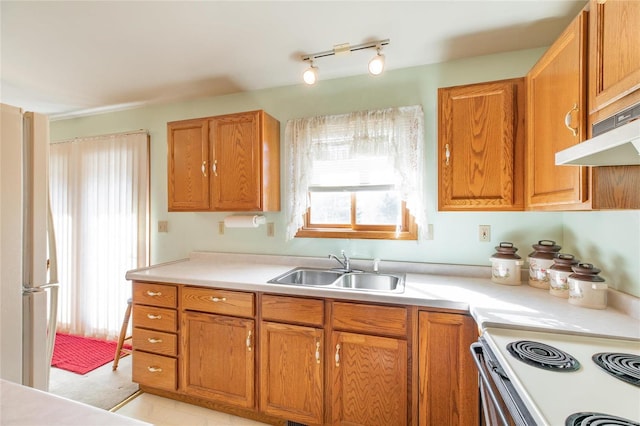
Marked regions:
[201,160,207,177]
[335,344,341,367]
[147,313,162,320]
[147,366,162,373]
[210,297,226,302]
[445,144,451,165]
[246,330,252,352]
[146,290,162,297]
[212,160,218,176]
[315,341,321,364]
[564,103,579,137]
[147,338,163,343]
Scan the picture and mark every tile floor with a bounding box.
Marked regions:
[114,392,270,426]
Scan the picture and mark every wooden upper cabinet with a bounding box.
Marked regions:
[168,110,280,212]
[526,11,589,210]
[167,119,210,211]
[589,0,640,119]
[438,78,525,211]
[210,111,280,211]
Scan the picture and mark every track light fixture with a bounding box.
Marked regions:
[301,39,389,85]
[303,60,318,85]
[368,45,385,76]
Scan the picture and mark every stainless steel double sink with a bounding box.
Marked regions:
[267,267,405,293]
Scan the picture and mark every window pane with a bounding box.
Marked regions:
[355,191,401,225]
[309,192,351,224]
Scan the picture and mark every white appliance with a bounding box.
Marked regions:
[1,103,58,391]
[556,102,640,166]
[473,326,640,425]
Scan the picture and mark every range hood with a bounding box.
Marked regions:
[556,103,640,166]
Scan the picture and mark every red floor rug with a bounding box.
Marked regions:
[51,332,131,375]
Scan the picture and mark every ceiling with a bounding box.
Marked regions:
[1,0,587,120]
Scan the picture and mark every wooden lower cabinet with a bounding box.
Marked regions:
[131,282,481,426]
[181,311,255,408]
[330,330,408,425]
[260,321,324,425]
[418,311,479,426]
[131,282,179,392]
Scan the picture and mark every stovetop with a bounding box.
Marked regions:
[483,327,640,425]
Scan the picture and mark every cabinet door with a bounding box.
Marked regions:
[260,322,323,425]
[330,331,407,425]
[526,11,588,209]
[589,0,640,114]
[418,311,478,426]
[438,78,524,211]
[210,111,262,211]
[181,311,255,408]
[167,119,210,211]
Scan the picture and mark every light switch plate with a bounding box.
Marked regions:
[479,225,491,242]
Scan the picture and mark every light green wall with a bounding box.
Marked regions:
[50,47,640,298]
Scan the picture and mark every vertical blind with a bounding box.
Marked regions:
[49,131,149,340]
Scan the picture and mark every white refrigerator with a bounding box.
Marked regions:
[1,103,58,391]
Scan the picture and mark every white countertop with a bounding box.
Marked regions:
[126,251,640,341]
[0,379,151,426]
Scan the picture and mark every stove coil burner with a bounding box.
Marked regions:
[507,340,580,371]
[592,352,640,387]
[566,412,640,426]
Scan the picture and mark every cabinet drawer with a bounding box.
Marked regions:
[132,350,177,391]
[332,302,407,338]
[133,327,177,356]
[182,286,254,317]
[262,294,324,326]
[133,305,177,332]
[133,282,177,308]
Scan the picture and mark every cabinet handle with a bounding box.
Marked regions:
[315,341,321,364]
[210,296,226,302]
[201,161,207,177]
[246,330,252,352]
[212,160,218,176]
[147,338,163,344]
[445,144,451,166]
[147,313,162,320]
[146,290,162,297]
[564,103,579,137]
[335,343,341,367]
[147,366,162,373]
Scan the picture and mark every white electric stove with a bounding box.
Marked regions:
[477,327,640,425]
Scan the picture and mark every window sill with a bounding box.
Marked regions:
[295,227,417,240]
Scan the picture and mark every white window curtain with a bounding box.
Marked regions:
[285,105,427,240]
[49,131,149,340]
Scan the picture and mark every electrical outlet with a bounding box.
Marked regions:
[158,220,168,233]
[267,222,274,237]
[218,221,224,235]
[479,225,491,242]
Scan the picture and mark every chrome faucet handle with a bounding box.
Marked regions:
[341,250,350,270]
[373,258,380,273]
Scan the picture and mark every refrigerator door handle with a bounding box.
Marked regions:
[46,192,58,285]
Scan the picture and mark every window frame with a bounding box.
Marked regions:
[296,195,418,240]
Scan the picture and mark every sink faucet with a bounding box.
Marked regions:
[329,250,351,272]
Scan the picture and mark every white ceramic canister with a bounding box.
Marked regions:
[527,240,561,289]
[548,253,579,298]
[490,242,524,285]
[568,263,607,309]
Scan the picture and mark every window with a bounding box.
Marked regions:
[285,105,426,240]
